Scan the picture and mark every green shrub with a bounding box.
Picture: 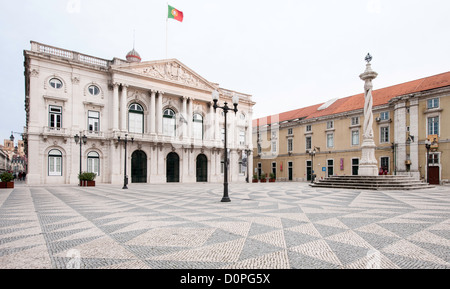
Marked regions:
[0,172,14,183]
[78,172,96,181]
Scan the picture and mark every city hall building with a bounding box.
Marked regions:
[253,71,450,185]
[24,41,255,185]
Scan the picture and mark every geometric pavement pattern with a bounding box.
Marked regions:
[0,182,449,269]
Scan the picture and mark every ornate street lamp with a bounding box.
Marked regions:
[117,134,134,189]
[308,146,320,183]
[212,90,239,202]
[74,133,87,185]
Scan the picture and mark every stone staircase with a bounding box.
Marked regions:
[309,175,434,190]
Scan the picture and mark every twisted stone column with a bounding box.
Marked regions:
[359,58,379,176]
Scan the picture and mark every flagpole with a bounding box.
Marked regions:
[166,3,168,59]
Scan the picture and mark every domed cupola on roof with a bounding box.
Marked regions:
[126,48,141,63]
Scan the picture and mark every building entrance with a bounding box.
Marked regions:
[196,154,208,182]
[167,152,180,183]
[131,150,147,183]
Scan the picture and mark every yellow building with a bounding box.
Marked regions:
[253,71,450,185]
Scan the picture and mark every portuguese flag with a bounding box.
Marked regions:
[168,5,183,22]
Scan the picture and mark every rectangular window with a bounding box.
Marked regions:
[88,158,100,176]
[327,121,334,129]
[306,136,312,150]
[287,138,293,152]
[352,130,360,146]
[88,111,100,133]
[272,141,277,154]
[306,125,312,132]
[193,122,203,140]
[351,117,359,126]
[428,117,439,136]
[239,130,246,146]
[427,98,439,109]
[48,156,62,176]
[428,153,439,165]
[327,133,334,148]
[380,126,389,143]
[380,111,389,121]
[257,143,262,155]
[49,106,62,129]
[288,128,293,135]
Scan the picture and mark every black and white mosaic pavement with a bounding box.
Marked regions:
[0,182,449,269]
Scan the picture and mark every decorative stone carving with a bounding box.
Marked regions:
[133,61,209,90]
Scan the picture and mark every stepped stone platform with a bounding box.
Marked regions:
[309,175,434,190]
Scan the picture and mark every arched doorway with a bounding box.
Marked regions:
[196,154,208,182]
[132,150,147,183]
[166,152,180,183]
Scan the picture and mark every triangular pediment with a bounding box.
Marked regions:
[112,59,218,91]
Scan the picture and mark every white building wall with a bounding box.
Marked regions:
[24,42,255,185]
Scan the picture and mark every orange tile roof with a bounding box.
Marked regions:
[254,71,450,127]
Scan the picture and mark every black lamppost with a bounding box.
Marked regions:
[212,90,239,202]
[308,146,320,183]
[425,139,431,184]
[244,149,252,183]
[74,133,87,185]
[118,134,134,189]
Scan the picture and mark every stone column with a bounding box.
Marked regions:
[409,98,420,179]
[208,102,215,141]
[187,97,193,139]
[394,101,407,174]
[157,91,163,135]
[149,90,156,134]
[358,55,379,176]
[120,84,128,132]
[182,96,187,139]
[112,83,119,131]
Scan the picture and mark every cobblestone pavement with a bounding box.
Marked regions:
[0,182,449,269]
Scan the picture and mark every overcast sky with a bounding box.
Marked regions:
[1,0,449,144]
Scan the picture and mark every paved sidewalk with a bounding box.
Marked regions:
[0,182,449,269]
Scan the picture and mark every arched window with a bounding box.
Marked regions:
[193,113,203,140]
[88,85,100,96]
[48,149,62,176]
[87,151,100,176]
[49,78,63,89]
[163,109,176,137]
[129,103,144,133]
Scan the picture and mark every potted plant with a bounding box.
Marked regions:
[0,172,14,189]
[78,172,96,187]
[252,174,258,183]
[269,173,276,182]
[260,173,267,183]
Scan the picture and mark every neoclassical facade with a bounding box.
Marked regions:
[253,71,450,185]
[24,41,255,185]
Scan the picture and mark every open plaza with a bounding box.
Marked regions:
[0,182,449,269]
